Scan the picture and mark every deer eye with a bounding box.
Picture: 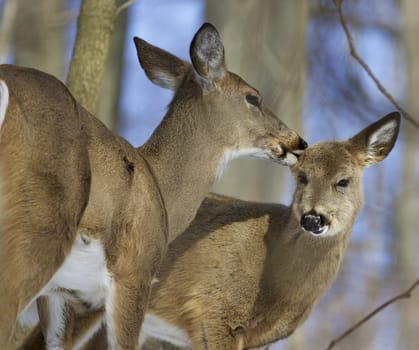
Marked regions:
[298,172,308,185]
[246,94,261,108]
[336,179,350,187]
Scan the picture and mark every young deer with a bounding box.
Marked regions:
[139,112,400,350]
[0,23,306,350]
[22,112,400,350]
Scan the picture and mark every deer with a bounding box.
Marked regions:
[19,112,400,349]
[0,23,307,350]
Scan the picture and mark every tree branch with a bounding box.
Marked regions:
[326,277,419,350]
[334,0,419,129]
[115,0,136,17]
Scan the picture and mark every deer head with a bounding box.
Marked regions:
[134,23,307,171]
[292,112,401,236]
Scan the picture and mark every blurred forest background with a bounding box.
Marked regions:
[1,0,418,349]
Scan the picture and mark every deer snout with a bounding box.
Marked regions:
[268,136,308,166]
[300,210,330,236]
[298,137,308,150]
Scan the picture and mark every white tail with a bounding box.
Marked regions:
[0,23,306,350]
[22,113,401,350]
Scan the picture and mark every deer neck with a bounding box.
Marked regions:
[261,213,353,307]
[138,106,224,242]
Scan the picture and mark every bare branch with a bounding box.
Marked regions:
[334,0,419,129]
[326,277,419,350]
[115,0,136,17]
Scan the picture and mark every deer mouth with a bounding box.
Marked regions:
[303,225,329,236]
[300,211,330,236]
[270,145,299,166]
[257,135,307,166]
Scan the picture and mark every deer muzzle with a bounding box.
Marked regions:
[300,210,329,235]
[268,136,308,165]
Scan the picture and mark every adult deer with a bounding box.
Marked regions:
[0,23,306,350]
[21,112,400,349]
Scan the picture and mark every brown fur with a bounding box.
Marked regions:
[0,23,306,350]
[20,113,400,350]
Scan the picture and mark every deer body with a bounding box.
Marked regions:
[0,23,306,350]
[139,113,400,349]
[39,113,400,350]
[143,195,351,349]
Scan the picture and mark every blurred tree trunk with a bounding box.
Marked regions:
[12,0,66,80]
[208,0,309,203]
[96,7,127,130]
[66,0,117,115]
[396,0,419,348]
[0,0,18,60]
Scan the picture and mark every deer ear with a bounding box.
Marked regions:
[349,112,401,166]
[189,23,226,83]
[133,37,190,91]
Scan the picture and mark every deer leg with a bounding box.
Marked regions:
[17,307,105,350]
[0,220,77,350]
[106,270,152,350]
[0,134,90,349]
[16,324,45,350]
[103,214,167,350]
[37,295,75,350]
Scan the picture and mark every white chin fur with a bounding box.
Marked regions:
[279,152,298,166]
[305,225,329,237]
[216,147,298,179]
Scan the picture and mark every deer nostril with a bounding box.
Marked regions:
[300,211,328,235]
[298,137,308,150]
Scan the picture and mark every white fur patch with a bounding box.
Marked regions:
[216,147,276,179]
[105,280,117,350]
[49,234,111,308]
[19,233,112,346]
[140,314,191,348]
[367,119,398,158]
[44,295,67,349]
[153,72,176,91]
[0,80,9,135]
[280,151,298,166]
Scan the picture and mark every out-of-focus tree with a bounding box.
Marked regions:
[67,0,118,114]
[96,6,128,130]
[12,0,66,79]
[396,0,419,348]
[0,0,18,60]
[208,0,309,203]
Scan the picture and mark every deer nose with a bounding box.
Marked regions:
[298,137,308,150]
[300,210,329,235]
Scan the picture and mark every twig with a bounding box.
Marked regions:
[115,0,137,17]
[334,0,419,129]
[326,277,419,350]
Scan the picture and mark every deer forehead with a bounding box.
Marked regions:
[216,71,258,94]
[295,142,359,179]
